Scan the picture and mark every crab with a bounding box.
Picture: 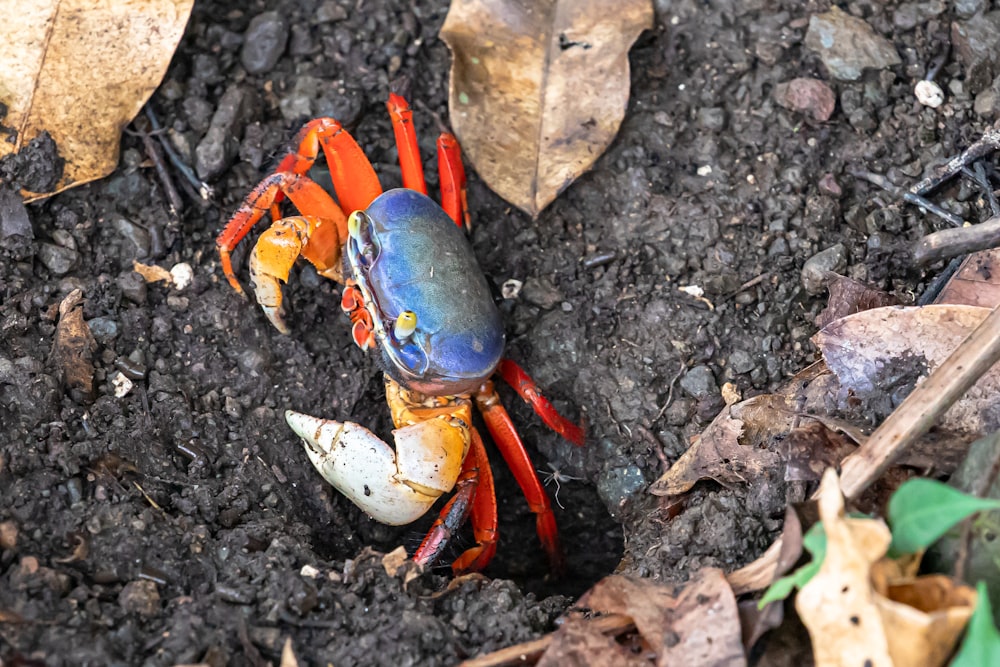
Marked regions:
[216,93,584,573]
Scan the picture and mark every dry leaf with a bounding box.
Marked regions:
[440,0,653,217]
[648,405,781,497]
[727,507,803,596]
[0,0,194,201]
[815,274,898,329]
[816,305,1000,438]
[796,470,895,667]
[133,260,173,284]
[934,248,1000,308]
[280,637,299,667]
[796,470,975,667]
[50,289,97,402]
[542,571,745,667]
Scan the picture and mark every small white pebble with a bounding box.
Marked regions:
[501,278,523,300]
[170,262,194,290]
[697,165,713,176]
[112,372,134,398]
[300,564,320,579]
[678,284,704,298]
[915,80,944,108]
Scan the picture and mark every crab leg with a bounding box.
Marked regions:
[387,93,428,195]
[497,359,586,446]
[413,428,498,572]
[475,381,565,573]
[437,133,470,229]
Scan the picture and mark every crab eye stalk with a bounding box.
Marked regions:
[347,211,364,241]
[394,310,417,339]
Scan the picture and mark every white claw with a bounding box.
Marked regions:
[285,410,468,525]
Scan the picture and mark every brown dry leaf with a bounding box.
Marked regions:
[279,637,299,667]
[648,405,780,497]
[541,571,745,667]
[796,470,975,667]
[934,248,1000,308]
[815,304,1000,438]
[50,289,97,402]
[440,0,653,218]
[815,274,898,329]
[0,0,194,201]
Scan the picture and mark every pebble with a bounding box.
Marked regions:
[87,317,119,344]
[118,271,147,304]
[0,185,33,241]
[801,243,847,294]
[914,80,945,108]
[773,78,836,122]
[241,11,289,75]
[118,580,160,618]
[596,464,647,519]
[37,242,78,275]
[951,11,1000,95]
[195,85,261,180]
[114,217,151,257]
[804,7,900,81]
[679,365,718,399]
[728,349,757,375]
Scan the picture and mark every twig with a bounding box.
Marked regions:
[131,115,183,220]
[836,303,1000,500]
[910,125,1000,196]
[458,614,636,667]
[850,168,965,227]
[913,215,1000,265]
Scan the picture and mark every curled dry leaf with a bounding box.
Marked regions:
[50,289,97,402]
[540,571,744,667]
[440,0,653,218]
[0,0,194,201]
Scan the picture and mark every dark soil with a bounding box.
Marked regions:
[1,0,990,664]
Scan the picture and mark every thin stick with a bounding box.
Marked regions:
[837,303,1000,500]
[913,215,1000,265]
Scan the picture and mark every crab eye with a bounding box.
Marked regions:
[347,211,364,241]
[394,310,417,339]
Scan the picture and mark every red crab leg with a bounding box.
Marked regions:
[273,117,383,216]
[475,382,565,574]
[497,359,585,446]
[387,93,428,195]
[412,429,497,572]
[217,173,345,293]
[437,133,470,229]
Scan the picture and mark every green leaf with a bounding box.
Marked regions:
[888,479,1000,556]
[758,524,827,608]
[950,582,1000,667]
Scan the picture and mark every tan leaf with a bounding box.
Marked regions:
[934,248,1000,308]
[796,470,975,667]
[440,0,653,217]
[0,0,194,201]
[796,470,895,667]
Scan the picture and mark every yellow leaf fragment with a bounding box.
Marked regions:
[797,470,975,667]
[0,0,194,201]
[440,0,653,217]
[132,261,173,284]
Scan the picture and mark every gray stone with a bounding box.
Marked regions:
[37,243,78,275]
[805,7,901,81]
[679,365,718,399]
[241,11,289,75]
[952,12,1000,95]
[0,185,32,241]
[801,243,847,294]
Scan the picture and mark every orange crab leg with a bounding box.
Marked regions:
[497,359,586,446]
[412,429,497,572]
[475,382,565,574]
[217,173,346,293]
[437,133,470,229]
[387,93,428,195]
[273,117,383,216]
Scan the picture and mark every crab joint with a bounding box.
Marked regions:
[394,310,417,339]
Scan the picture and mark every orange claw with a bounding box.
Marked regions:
[387,93,428,195]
